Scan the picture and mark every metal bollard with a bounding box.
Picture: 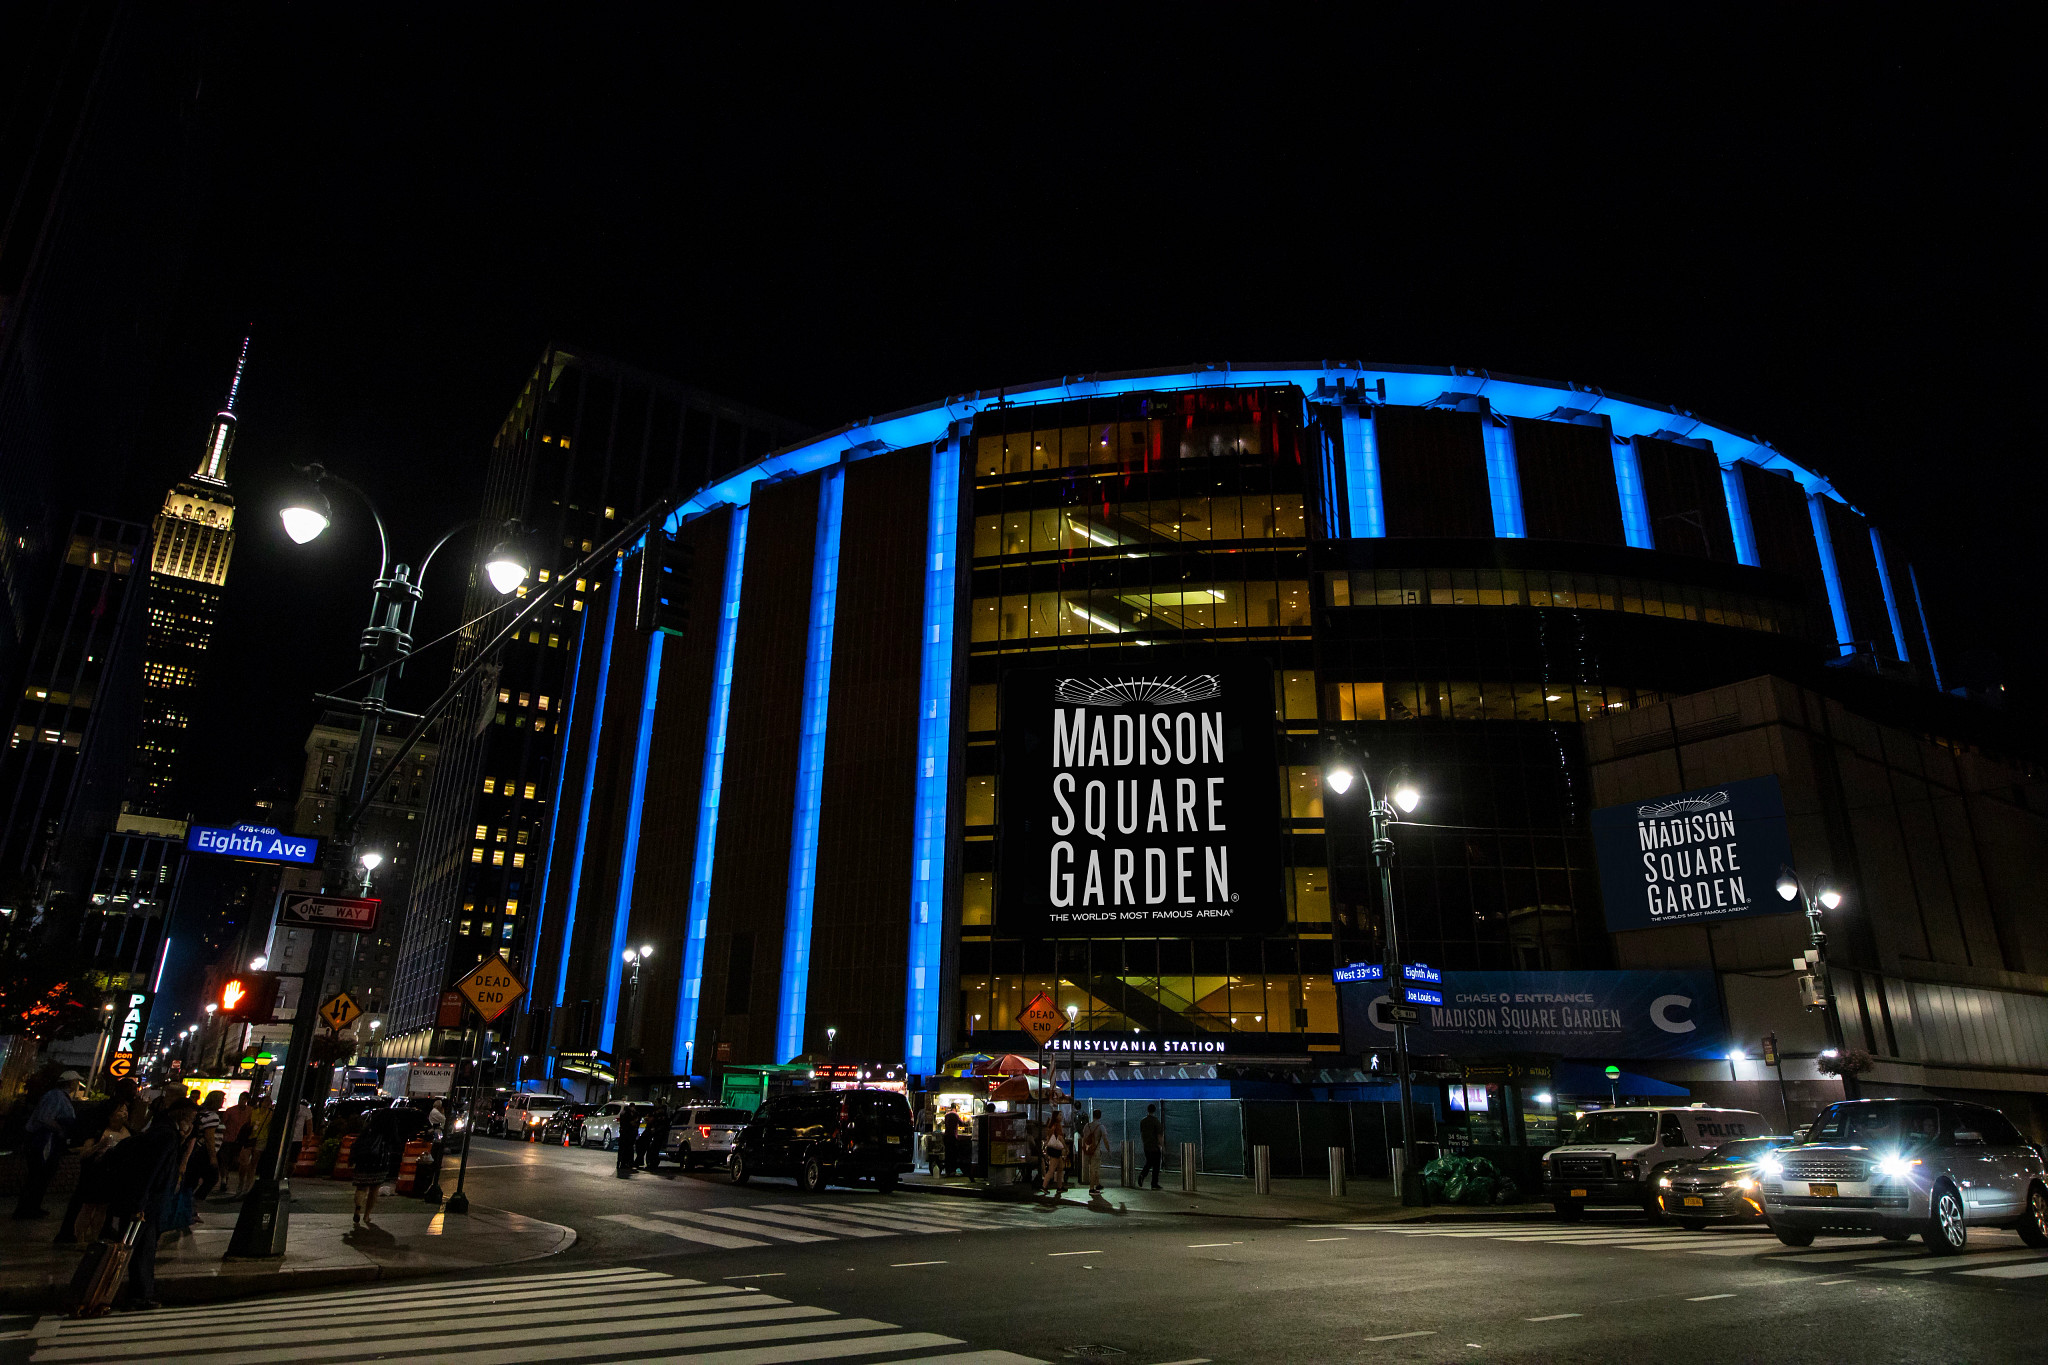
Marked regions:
[1253,1145,1272,1194]
[1181,1142,1199,1193]
[1120,1140,1135,1188]
[1328,1147,1348,1197]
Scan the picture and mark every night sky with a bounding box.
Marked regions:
[118,10,2038,824]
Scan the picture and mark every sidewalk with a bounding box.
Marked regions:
[0,1181,575,1312]
[900,1169,1547,1224]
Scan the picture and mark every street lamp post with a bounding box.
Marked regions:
[229,467,527,1260]
[1775,869,1856,1100]
[1326,765,1425,1206]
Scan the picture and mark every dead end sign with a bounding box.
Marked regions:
[454,953,526,1024]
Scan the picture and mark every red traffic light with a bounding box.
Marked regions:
[219,973,281,1023]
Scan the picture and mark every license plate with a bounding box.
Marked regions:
[885,1136,901,1144]
[1569,1189,1588,1198]
[1808,1183,1838,1197]
[1683,1196,1705,1207]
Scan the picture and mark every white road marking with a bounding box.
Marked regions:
[652,1209,837,1242]
[603,1213,770,1247]
[715,1207,899,1238]
[1187,1242,1240,1248]
[1685,1294,1737,1302]
[1047,1250,1104,1257]
[1305,1237,1348,1243]
[1957,1261,2048,1279]
[1525,1313,1582,1321]
[1363,1330,1437,1342]
[890,1261,948,1267]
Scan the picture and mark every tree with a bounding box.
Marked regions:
[0,911,108,1044]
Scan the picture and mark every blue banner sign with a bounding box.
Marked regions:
[1401,963,1441,984]
[186,823,319,865]
[1340,970,1729,1060]
[1591,775,1798,933]
[1333,963,1383,983]
[1401,986,1445,1006]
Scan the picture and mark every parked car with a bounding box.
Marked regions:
[1761,1098,2048,1253]
[728,1089,915,1192]
[1542,1106,1769,1220]
[1655,1136,1796,1229]
[580,1100,633,1150]
[496,1092,571,1139]
[540,1103,595,1146]
[668,1106,752,1170]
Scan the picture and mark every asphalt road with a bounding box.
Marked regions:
[19,1137,2045,1363]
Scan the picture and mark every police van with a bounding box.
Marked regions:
[1541,1105,1769,1220]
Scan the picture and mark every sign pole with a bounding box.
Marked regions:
[444,951,527,1215]
[445,1020,488,1215]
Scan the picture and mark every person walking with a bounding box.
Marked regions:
[1041,1110,1068,1196]
[1138,1104,1164,1190]
[15,1071,84,1220]
[350,1109,399,1228]
[100,1097,198,1312]
[643,1102,672,1172]
[217,1093,252,1198]
[1079,1109,1109,1194]
[55,1094,132,1245]
[941,1104,966,1177]
[615,1104,641,1178]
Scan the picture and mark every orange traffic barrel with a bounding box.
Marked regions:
[394,1139,430,1194]
[332,1133,356,1180]
[292,1133,319,1176]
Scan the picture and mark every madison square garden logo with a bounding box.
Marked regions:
[1589,775,1799,933]
[998,663,1282,937]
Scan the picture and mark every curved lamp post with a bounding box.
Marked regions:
[1776,869,1855,1099]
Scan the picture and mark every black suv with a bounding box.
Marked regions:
[729,1089,915,1193]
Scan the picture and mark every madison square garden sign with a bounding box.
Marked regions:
[1590,775,1799,933]
[999,664,1282,937]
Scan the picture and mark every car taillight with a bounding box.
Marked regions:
[699,1125,712,1138]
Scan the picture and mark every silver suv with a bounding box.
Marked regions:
[1762,1098,2048,1254]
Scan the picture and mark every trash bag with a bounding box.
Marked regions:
[1421,1153,1521,1206]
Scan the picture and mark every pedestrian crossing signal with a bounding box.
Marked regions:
[219,972,281,1023]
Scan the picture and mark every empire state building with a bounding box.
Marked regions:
[129,337,248,818]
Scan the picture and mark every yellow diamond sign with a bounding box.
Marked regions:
[1017,991,1066,1047]
[318,991,363,1032]
[454,953,527,1024]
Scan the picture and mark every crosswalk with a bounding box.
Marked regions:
[1330,1220,2048,1282]
[29,1265,1047,1364]
[603,1194,1057,1250]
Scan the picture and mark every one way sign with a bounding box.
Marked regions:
[279,894,381,934]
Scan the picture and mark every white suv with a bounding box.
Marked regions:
[1542,1106,1770,1220]
[581,1100,633,1150]
[498,1092,569,1138]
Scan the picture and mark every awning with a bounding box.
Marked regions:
[1553,1062,1690,1098]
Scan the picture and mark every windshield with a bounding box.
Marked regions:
[1711,1138,1783,1163]
[689,1109,752,1124]
[526,1097,565,1110]
[1573,1112,1659,1146]
[1808,1102,1939,1147]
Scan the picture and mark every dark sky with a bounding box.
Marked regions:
[128,9,2039,822]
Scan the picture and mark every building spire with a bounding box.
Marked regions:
[195,332,250,483]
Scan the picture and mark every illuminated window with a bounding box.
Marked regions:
[498,689,511,704]
[535,719,548,731]
[537,696,550,711]
[496,828,508,843]
[548,634,560,649]
[538,570,550,582]
[474,824,487,841]
[482,778,495,794]
[516,829,529,844]
[459,919,471,935]
[524,781,538,799]
[604,507,616,519]
[512,853,525,868]
[571,601,583,612]
[470,848,483,864]
[480,921,494,937]
[492,850,505,866]
[575,578,586,592]
[502,922,515,939]
[504,898,518,914]
[518,693,530,707]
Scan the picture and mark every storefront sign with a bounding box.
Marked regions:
[998,664,1282,937]
[1040,1031,1304,1059]
[186,823,319,865]
[1340,970,1729,1060]
[1591,776,1797,932]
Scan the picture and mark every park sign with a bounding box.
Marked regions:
[997,664,1282,937]
[1590,776,1799,932]
[187,823,319,865]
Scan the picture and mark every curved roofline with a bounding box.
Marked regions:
[668,360,1846,529]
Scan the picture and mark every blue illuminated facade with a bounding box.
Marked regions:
[904,432,962,1070]
[555,571,621,1005]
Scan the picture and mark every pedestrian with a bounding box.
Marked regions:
[218,1092,252,1198]
[1041,1109,1068,1195]
[173,1114,217,1231]
[426,1099,447,1141]
[55,1095,132,1245]
[240,1095,273,1194]
[291,1098,314,1149]
[1080,1109,1108,1194]
[14,1070,84,1220]
[643,1101,671,1172]
[1138,1103,1164,1190]
[350,1109,400,1228]
[615,1104,640,1179]
[941,1104,966,1177]
[194,1092,225,1198]
[100,1097,198,1312]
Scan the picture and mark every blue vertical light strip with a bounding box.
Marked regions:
[1482,418,1526,538]
[1340,407,1384,538]
[1867,527,1910,663]
[556,569,623,1004]
[1806,494,1856,655]
[1317,418,1343,538]
[530,576,594,1008]
[672,507,749,1077]
[1721,465,1760,567]
[1612,439,1653,549]
[906,433,959,1073]
[598,627,663,1052]
[776,468,845,1065]
[1909,564,1944,692]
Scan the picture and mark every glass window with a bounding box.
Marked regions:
[1288,867,1331,922]
[964,776,996,826]
[967,684,998,732]
[1327,573,1351,607]
[1281,670,1318,720]
[962,873,992,927]
[1286,766,1324,819]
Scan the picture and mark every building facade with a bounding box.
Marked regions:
[513,360,2048,1133]
[378,347,811,1059]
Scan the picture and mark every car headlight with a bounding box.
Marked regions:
[1873,1154,1922,1179]
[1657,1175,1672,1188]
[1759,1156,1784,1178]
[1733,1176,1756,1191]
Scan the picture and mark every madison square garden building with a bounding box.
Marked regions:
[432,360,2048,1137]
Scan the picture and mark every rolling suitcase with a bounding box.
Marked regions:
[70,1220,140,1318]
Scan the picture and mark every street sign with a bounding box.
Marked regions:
[1760,1033,1779,1066]
[279,893,381,934]
[1400,986,1445,1007]
[436,990,466,1028]
[1016,991,1067,1046]
[319,991,363,1032]
[454,953,526,1023]
[187,823,319,865]
[1381,1003,1423,1026]
[1332,963,1383,983]
[1400,963,1442,984]
[108,1052,134,1080]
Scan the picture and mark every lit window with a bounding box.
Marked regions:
[537,696,550,711]
[504,898,518,914]
[459,919,471,935]
[480,922,493,937]
[575,578,586,592]
[482,778,495,794]
[604,507,616,519]
[492,850,504,866]
[502,922,514,939]
[512,853,525,868]
[571,601,582,612]
[516,829,529,844]
[475,824,488,841]
[498,689,511,704]
[535,719,548,731]
[523,782,537,799]
[518,693,531,707]
[496,828,508,843]
[470,848,483,864]
[548,634,560,649]
[538,569,550,582]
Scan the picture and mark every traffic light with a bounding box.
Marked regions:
[633,530,692,637]
[219,972,282,1023]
